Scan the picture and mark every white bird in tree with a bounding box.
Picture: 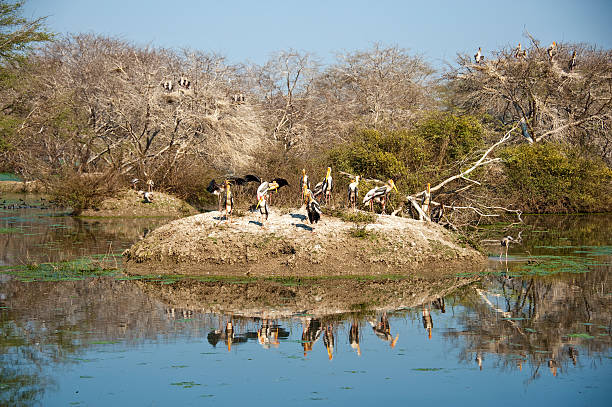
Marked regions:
[474,47,484,63]
[362,179,398,214]
[547,41,557,61]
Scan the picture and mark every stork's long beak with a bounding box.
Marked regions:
[256,197,264,208]
[393,184,398,193]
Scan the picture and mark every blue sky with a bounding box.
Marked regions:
[23,0,612,67]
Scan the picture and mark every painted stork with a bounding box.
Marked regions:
[568,50,577,71]
[421,183,431,215]
[347,176,360,210]
[323,325,335,360]
[146,179,154,192]
[207,175,260,211]
[138,190,153,203]
[474,47,484,64]
[223,180,234,223]
[131,178,140,190]
[300,168,310,205]
[431,204,444,223]
[313,167,333,205]
[362,179,398,214]
[304,186,322,225]
[547,41,557,61]
[500,235,515,260]
[255,177,289,226]
[514,42,526,59]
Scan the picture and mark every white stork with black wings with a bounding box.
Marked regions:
[255,177,289,225]
[362,179,398,214]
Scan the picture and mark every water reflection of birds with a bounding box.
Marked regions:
[432,297,445,313]
[475,352,483,370]
[207,321,247,352]
[422,307,433,339]
[349,320,361,356]
[253,319,289,349]
[369,312,399,348]
[323,325,335,360]
[301,318,322,357]
[548,359,558,376]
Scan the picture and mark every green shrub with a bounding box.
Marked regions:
[499,143,612,212]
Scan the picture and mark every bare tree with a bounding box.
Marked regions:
[8,34,267,183]
[446,37,612,162]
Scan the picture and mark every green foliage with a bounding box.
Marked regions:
[0,0,52,65]
[329,113,485,193]
[500,143,612,212]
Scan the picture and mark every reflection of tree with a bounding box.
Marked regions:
[445,267,611,383]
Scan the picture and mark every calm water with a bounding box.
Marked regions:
[1,194,611,406]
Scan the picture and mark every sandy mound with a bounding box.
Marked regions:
[124,208,485,277]
[81,189,198,217]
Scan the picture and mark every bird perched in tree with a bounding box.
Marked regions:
[547,41,557,61]
[304,186,322,225]
[513,42,526,59]
[568,50,577,71]
[313,167,334,205]
[519,117,534,143]
[300,168,311,205]
[255,177,289,226]
[347,176,360,211]
[474,47,484,64]
[162,80,173,92]
[363,179,398,214]
[178,76,190,89]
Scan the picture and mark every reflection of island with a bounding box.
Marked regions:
[1,258,610,405]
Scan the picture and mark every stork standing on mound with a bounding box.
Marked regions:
[256,177,289,226]
[313,167,333,205]
[207,175,260,212]
[223,180,234,223]
[362,179,398,214]
[347,176,360,211]
[304,186,322,226]
[300,168,310,206]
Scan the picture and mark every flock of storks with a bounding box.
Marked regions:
[206,168,399,227]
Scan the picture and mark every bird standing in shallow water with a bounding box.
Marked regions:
[500,235,514,260]
[347,176,360,211]
[362,179,398,213]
